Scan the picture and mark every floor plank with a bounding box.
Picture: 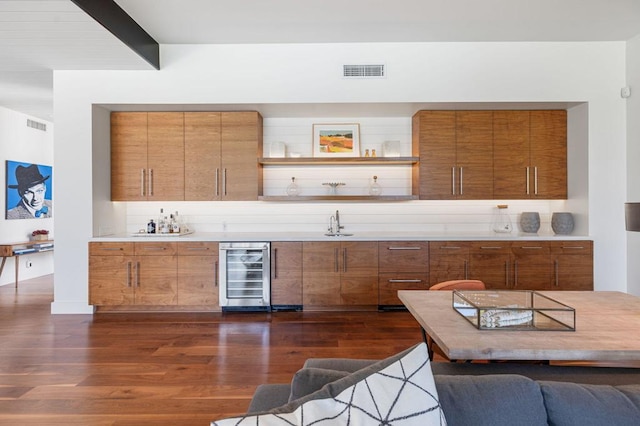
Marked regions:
[0,275,424,425]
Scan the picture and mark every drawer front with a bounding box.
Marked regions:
[134,242,178,256]
[469,241,511,254]
[378,273,430,305]
[548,240,593,255]
[511,242,550,256]
[378,241,428,272]
[89,242,134,256]
[177,241,219,256]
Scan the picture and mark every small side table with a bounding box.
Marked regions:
[0,240,54,288]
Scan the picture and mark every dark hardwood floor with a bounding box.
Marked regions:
[0,275,425,425]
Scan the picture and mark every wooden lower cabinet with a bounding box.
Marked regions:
[271,242,302,308]
[302,241,378,309]
[468,241,511,289]
[176,242,219,307]
[89,242,177,306]
[511,242,553,290]
[378,241,429,306]
[549,240,593,290]
[429,241,470,284]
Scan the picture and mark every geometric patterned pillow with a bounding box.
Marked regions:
[211,342,447,425]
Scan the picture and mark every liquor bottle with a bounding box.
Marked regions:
[147,219,156,234]
[172,211,181,233]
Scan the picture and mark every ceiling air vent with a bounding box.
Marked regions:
[27,119,47,132]
[343,64,385,78]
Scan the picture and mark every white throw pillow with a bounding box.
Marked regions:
[211,343,446,425]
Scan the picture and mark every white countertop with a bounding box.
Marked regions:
[91,231,592,242]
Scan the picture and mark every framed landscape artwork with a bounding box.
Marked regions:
[313,123,360,157]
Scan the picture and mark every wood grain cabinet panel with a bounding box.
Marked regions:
[549,240,593,290]
[271,242,303,307]
[493,111,531,199]
[89,242,178,307]
[302,241,378,308]
[428,241,470,284]
[378,241,429,306]
[184,113,221,201]
[147,113,185,201]
[511,242,553,290]
[177,242,219,307]
[530,110,567,199]
[455,111,494,199]
[111,112,148,201]
[468,241,511,289]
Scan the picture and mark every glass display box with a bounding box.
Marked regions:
[452,290,575,331]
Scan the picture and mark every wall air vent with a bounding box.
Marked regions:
[343,64,385,78]
[27,119,47,132]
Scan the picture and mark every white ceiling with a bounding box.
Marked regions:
[1,0,639,121]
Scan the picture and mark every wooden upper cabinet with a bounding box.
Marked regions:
[184,112,222,201]
[111,112,148,201]
[220,112,263,201]
[494,110,567,199]
[455,111,494,199]
[530,110,567,199]
[147,113,185,201]
[414,111,493,199]
[414,111,456,199]
[493,111,531,199]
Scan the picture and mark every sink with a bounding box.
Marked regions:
[324,233,354,237]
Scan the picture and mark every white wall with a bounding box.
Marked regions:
[626,35,640,296]
[0,106,54,286]
[53,41,628,313]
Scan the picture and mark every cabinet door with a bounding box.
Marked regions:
[147,112,185,201]
[111,112,148,201]
[221,112,262,201]
[177,242,219,306]
[415,111,456,199]
[493,111,530,199]
[469,242,511,289]
[302,242,341,306]
[271,242,303,306]
[456,111,494,199]
[184,112,221,201]
[550,241,593,290]
[134,242,178,305]
[530,110,567,199]
[511,243,553,290]
[429,242,470,284]
[89,255,135,305]
[340,242,378,305]
[378,273,430,306]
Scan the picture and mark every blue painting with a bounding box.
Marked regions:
[5,160,53,220]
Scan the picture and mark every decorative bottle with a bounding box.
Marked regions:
[368,175,383,196]
[147,219,156,234]
[286,177,300,196]
[492,205,513,233]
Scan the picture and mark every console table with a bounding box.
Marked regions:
[0,240,54,288]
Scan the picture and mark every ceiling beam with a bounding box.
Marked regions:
[71,0,159,70]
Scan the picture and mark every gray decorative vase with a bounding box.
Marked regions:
[551,212,574,235]
[520,212,540,233]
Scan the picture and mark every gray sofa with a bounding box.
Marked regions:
[245,347,640,426]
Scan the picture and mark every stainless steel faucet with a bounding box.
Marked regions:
[334,210,344,234]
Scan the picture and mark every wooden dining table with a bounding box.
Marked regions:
[398,290,640,362]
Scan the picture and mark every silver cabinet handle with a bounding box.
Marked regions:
[127,261,132,287]
[223,168,227,196]
[215,168,220,197]
[388,279,423,283]
[519,246,543,249]
[534,166,538,195]
[273,248,278,278]
[334,248,339,273]
[215,260,219,287]
[140,169,145,197]
[343,248,347,273]
[554,259,559,287]
[526,167,530,195]
[561,246,585,250]
[480,246,503,250]
[148,168,153,196]
[134,261,140,287]
[143,247,166,251]
[451,167,456,195]
[459,167,463,195]
[514,261,518,287]
[505,261,510,288]
[101,247,123,251]
[388,247,422,250]
[186,247,208,251]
